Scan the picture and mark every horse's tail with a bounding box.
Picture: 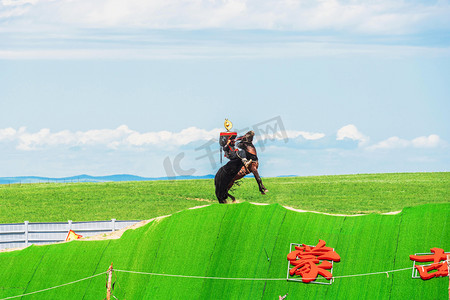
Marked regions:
[214,168,228,203]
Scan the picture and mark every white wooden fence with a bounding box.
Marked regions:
[0,219,141,250]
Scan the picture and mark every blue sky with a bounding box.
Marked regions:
[0,0,449,178]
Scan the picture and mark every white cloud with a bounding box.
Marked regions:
[2,0,450,60]
[285,130,325,141]
[0,127,16,141]
[2,126,446,156]
[2,0,40,6]
[75,125,133,147]
[17,128,50,150]
[336,124,368,145]
[0,125,322,150]
[1,0,449,34]
[366,136,409,150]
[367,134,444,150]
[412,134,441,148]
[126,127,221,146]
[15,127,132,150]
[1,125,222,150]
[1,125,447,177]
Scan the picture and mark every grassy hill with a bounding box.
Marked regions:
[1,172,448,223]
[0,202,448,299]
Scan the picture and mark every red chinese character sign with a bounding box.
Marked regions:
[410,248,450,280]
[287,240,340,284]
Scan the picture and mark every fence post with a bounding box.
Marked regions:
[68,220,72,230]
[111,219,116,232]
[24,221,29,247]
[106,263,113,300]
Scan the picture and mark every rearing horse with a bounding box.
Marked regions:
[214,130,268,203]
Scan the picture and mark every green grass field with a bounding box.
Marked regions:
[0,172,448,299]
[0,202,448,299]
[0,172,448,222]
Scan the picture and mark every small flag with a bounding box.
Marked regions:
[65,230,83,241]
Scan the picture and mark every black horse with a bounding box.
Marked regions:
[214,130,267,203]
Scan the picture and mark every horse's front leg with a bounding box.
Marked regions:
[250,164,268,195]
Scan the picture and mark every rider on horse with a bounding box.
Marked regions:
[215,120,268,203]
